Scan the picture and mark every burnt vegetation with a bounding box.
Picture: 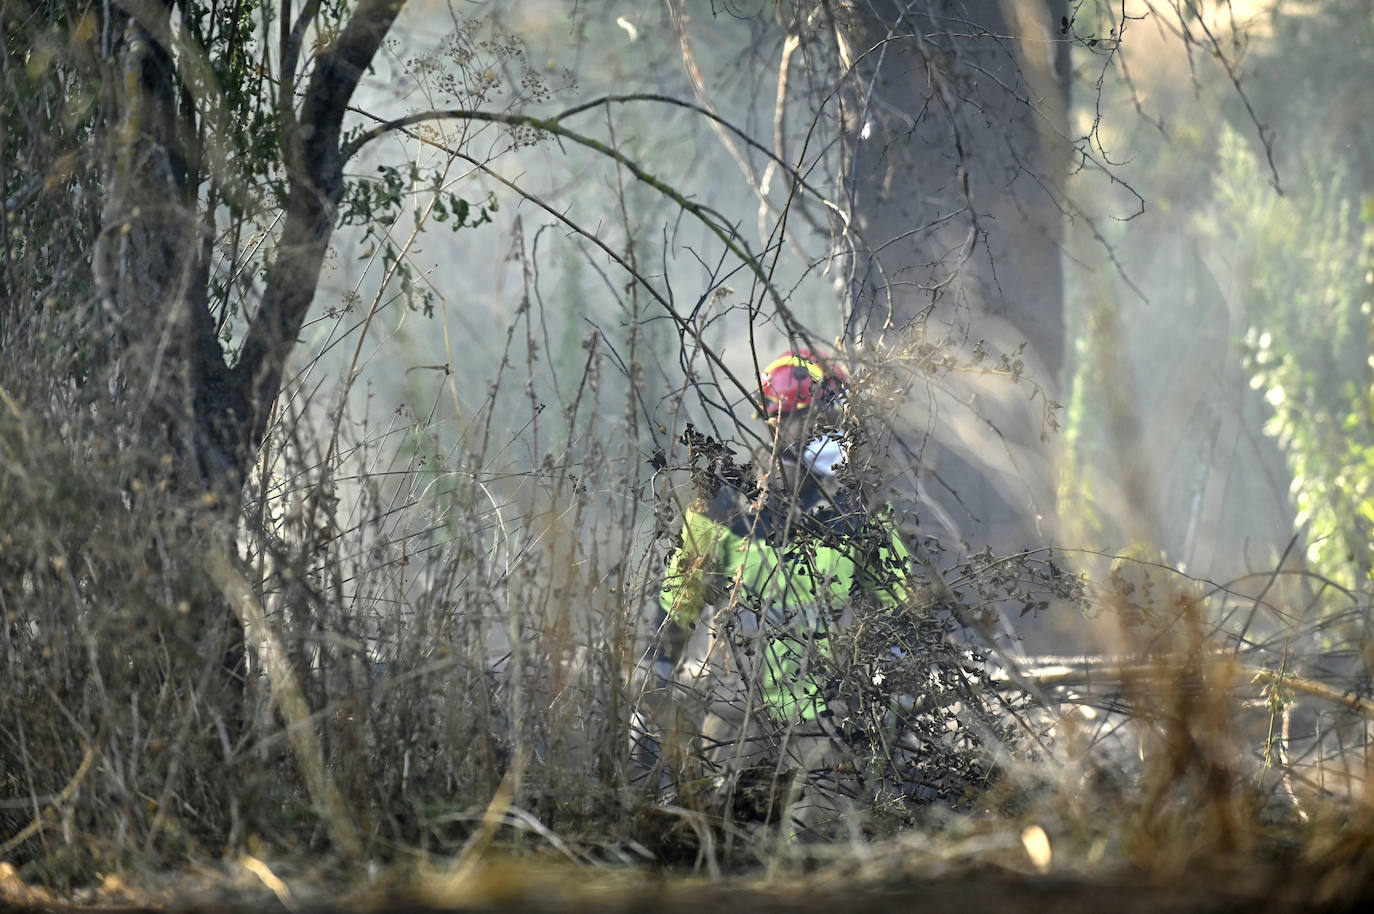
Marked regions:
[3,0,1374,909]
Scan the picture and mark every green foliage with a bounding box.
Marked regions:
[338,163,498,317]
[1202,0,1374,588]
[1204,125,1374,586]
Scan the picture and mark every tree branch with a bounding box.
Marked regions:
[340,96,828,331]
[233,0,407,462]
[279,0,325,165]
[297,0,404,175]
[450,150,768,419]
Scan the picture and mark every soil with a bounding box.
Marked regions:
[3,867,1371,914]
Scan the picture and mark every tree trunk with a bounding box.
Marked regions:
[87,0,407,496]
[833,0,1071,553]
[80,0,407,738]
[91,2,228,482]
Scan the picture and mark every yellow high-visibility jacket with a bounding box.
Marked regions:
[660,480,913,722]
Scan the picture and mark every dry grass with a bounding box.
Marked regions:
[3,323,1374,910]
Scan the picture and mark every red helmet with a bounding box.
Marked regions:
[759,348,847,418]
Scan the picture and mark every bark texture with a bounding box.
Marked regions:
[86,0,407,495]
[833,0,1072,554]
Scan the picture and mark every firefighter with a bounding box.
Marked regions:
[659,348,913,835]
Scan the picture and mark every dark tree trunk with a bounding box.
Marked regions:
[92,3,223,480]
[835,0,1071,554]
[89,0,407,496]
[80,0,407,745]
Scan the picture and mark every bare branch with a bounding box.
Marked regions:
[340,94,856,335]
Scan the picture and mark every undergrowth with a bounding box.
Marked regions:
[4,320,1374,909]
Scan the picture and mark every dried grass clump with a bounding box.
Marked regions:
[6,323,1374,911]
[0,397,254,883]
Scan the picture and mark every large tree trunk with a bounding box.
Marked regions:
[81,0,406,739]
[88,0,406,495]
[0,1,407,857]
[91,2,231,485]
[832,0,1071,554]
